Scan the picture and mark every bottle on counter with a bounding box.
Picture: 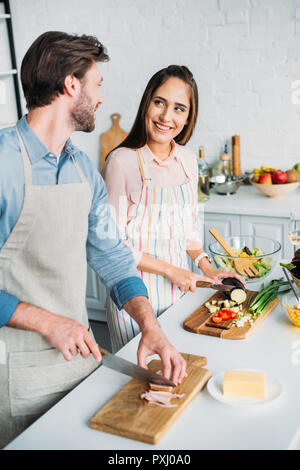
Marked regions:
[197,146,210,202]
[232,135,241,176]
[220,144,231,176]
[211,159,223,176]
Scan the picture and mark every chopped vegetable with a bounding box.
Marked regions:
[230,288,247,305]
[212,315,223,324]
[221,278,247,305]
[219,311,231,321]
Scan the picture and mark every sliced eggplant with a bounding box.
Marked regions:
[230,288,247,305]
[222,277,245,289]
[221,277,247,305]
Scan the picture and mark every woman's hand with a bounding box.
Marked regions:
[165,265,216,293]
[201,266,246,287]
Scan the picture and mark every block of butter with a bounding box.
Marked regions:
[223,370,266,399]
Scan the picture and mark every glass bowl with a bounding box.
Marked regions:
[209,235,281,284]
[280,291,300,327]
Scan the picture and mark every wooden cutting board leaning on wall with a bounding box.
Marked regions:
[100,113,127,169]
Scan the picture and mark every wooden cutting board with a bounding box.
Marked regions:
[100,113,127,168]
[183,288,279,340]
[89,353,211,445]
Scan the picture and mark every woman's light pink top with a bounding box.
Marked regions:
[101,141,202,265]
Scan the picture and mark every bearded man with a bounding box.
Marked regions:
[0,31,186,449]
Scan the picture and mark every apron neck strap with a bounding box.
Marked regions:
[16,125,88,186]
[136,148,192,186]
[178,153,192,180]
[69,155,88,184]
[136,149,152,187]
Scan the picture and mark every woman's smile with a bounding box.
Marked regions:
[153,121,174,133]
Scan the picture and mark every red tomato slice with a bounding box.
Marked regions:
[221,309,235,315]
[230,312,237,319]
[219,312,230,321]
[212,315,223,324]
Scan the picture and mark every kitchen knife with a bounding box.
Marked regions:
[196,281,242,291]
[98,346,176,387]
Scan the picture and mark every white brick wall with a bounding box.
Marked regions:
[9,0,300,172]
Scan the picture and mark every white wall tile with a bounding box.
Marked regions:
[8,0,300,172]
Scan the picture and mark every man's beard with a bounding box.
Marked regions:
[71,87,96,133]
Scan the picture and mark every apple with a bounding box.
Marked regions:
[272,170,288,184]
[259,173,272,185]
[293,163,300,175]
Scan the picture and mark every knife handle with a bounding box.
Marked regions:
[98,345,108,357]
[196,281,212,288]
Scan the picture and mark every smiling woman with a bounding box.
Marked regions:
[102,65,244,353]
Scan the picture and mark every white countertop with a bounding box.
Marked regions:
[202,184,300,219]
[5,268,300,451]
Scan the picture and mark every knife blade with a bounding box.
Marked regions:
[98,346,176,387]
[196,281,239,292]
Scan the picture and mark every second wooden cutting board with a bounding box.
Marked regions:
[100,113,127,168]
[89,353,211,445]
[183,288,279,340]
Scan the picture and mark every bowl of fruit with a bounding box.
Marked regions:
[251,165,300,198]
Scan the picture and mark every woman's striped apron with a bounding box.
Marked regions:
[106,148,197,352]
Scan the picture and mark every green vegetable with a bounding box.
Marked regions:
[280,262,296,271]
[249,279,290,316]
[213,247,272,279]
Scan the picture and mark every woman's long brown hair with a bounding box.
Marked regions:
[109,65,198,155]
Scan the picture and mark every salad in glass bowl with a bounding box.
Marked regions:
[209,235,281,283]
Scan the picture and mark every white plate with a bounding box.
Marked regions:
[207,369,282,407]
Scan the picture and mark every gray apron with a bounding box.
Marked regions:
[0,127,99,449]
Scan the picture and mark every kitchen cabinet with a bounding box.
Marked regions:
[202,212,240,252]
[201,185,299,261]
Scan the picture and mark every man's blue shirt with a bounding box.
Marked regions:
[0,116,147,326]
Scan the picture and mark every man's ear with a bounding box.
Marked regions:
[64,74,81,97]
